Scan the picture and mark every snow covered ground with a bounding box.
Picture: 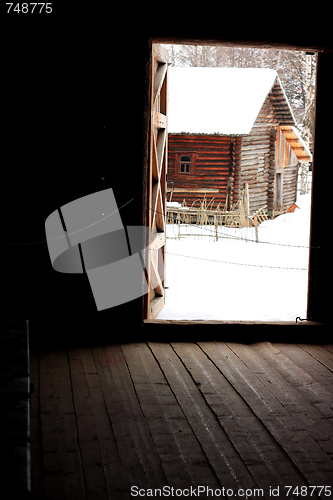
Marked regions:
[156,185,312,322]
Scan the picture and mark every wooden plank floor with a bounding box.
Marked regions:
[30,342,333,500]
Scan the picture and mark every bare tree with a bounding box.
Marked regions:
[278,51,316,194]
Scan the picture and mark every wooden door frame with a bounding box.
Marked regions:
[142,38,331,326]
[143,43,168,320]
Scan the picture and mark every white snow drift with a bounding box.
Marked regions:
[156,192,312,322]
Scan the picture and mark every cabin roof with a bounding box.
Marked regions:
[168,67,296,136]
[280,126,312,162]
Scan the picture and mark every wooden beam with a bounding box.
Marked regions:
[173,188,219,193]
[148,295,164,318]
[153,44,169,63]
[152,136,159,182]
[150,231,165,251]
[153,63,167,106]
[150,254,164,297]
[143,319,326,326]
[156,128,166,172]
[153,111,166,129]
[151,38,329,52]
[151,181,165,232]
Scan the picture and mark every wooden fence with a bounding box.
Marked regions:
[166,219,261,243]
[166,188,270,242]
[167,196,268,228]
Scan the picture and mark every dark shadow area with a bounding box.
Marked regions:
[2,9,333,498]
[25,315,330,352]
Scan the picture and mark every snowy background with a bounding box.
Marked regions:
[156,174,312,322]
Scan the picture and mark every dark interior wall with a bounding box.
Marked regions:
[1,8,332,337]
[1,23,150,335]
[307,51,333,323]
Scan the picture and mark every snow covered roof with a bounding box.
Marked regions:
[168,67,296,136]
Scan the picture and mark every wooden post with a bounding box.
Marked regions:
[244,183,249,216]
[254,216,259,243]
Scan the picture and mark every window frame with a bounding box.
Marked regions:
[175,151,197,177]
[179,155,192,174]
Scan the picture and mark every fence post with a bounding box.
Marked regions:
[254,216,259,243]
[244,183,249,216]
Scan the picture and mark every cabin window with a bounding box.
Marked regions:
[180,155,191,173]
[176,152,196,175]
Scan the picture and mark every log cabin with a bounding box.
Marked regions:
[168,67,312,213]
[1,8,333,499]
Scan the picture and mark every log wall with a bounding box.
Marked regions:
[276,127,299,211]
[240,97,279,214]
[282,162,299,209]
[267,128,277,213]
[168,134,241,209]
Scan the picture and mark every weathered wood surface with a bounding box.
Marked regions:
[145,43,168,319]
[168,135,241,209]
[240,97,278,214]
[30,342,333,499]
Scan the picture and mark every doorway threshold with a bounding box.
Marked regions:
[143,319,324,326]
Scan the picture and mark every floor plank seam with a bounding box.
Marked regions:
[158,342,271,493]
[119,343,169,489]
[146,342,221,489]
[225,343,320,427]
[193,342,312,493]
[297,344,333,374]
[66,349,88,500]
[324,345,333,355]
[272,343,333,383]
[92,346,132,499]
[170,342,265,491]
[196,342,268,424]
[196,342,318,489]
[229,343,333,464]
[255,344,333,437]
[255,343,333,415]
[146,342,211,485]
